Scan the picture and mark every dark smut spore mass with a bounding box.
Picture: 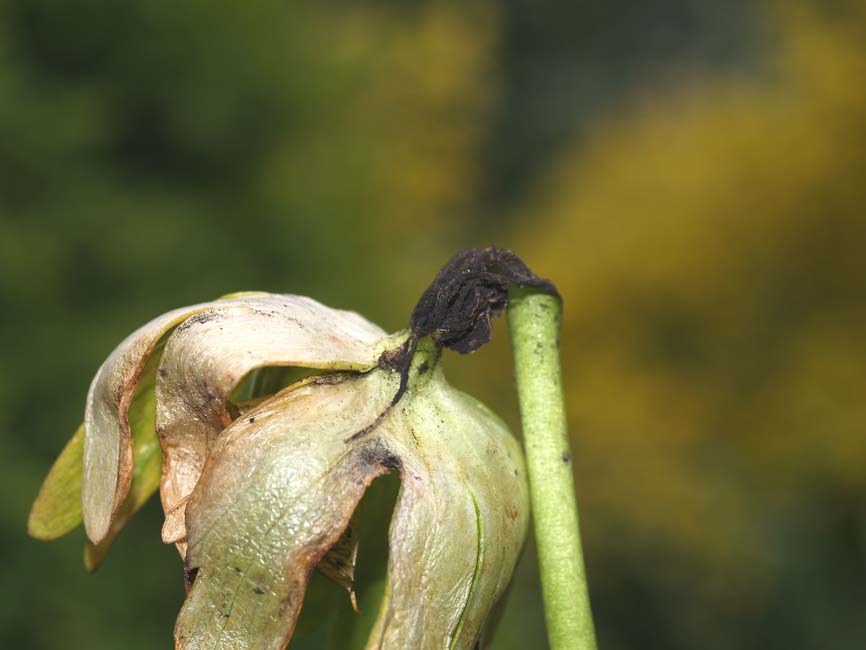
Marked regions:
[350,246,558,442]
[409,246,559,355]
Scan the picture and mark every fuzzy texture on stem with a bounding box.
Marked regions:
[508,288,597,650]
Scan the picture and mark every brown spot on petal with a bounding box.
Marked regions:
[360,444,402,473]
[183,564,199,593]
[175,311,227,332]
[378,346,406,372]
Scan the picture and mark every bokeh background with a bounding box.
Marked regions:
[2,0,865,647]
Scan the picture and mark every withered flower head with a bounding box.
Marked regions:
[29,247,556,649]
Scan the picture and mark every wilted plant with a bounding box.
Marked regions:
[28,247,596,650]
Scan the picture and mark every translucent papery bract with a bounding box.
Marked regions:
[82,293,387,544]
[175,360,529,650]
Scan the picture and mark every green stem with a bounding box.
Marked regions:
[507,288,597,650]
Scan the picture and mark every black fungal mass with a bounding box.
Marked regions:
[410,246,559,354]
[353,246,558,442]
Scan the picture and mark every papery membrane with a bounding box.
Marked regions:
[82,293,386,544]
[154,294,387,546]
[176,354,528,650]
[367,364,528,649]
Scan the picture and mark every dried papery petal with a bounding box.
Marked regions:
[83,294,262,543]
[29,345,167,567]
[82,293,388,545]
[154,294,389,546]
[84,345,164,570]
[176,343,528,650]
[175,371,401,649]
[366,354,528,649]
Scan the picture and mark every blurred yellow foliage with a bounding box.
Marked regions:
[510,2,866,606]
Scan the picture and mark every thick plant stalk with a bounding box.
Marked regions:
[508,288,598,650]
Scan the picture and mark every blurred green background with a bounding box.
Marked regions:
[2,0,865,647]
